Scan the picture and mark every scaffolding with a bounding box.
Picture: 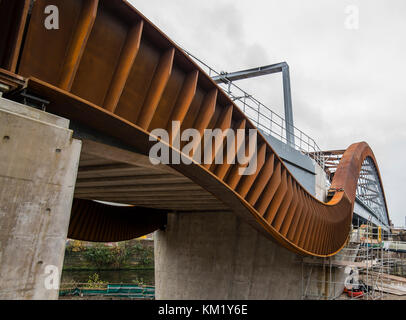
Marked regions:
[301,218,406,300]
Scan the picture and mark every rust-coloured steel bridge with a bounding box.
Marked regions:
[0,0,390,257]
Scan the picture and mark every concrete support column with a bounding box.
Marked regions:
[0,98,81,299]
[155,210,351,300]
[155,211,305,300]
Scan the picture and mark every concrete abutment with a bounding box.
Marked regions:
[0,98,81,299]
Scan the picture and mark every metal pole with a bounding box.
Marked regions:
[282,64,295,147]
[211,62,295,147]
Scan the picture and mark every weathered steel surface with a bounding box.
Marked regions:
[0,0,389,256]
[0,0,30,72]
[68,199,167,242]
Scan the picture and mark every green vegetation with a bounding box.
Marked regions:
[131,275,146,287]
[85,273,107,289]
[82,244,116,269]
[63,240,154,271]
[132,242,154,266]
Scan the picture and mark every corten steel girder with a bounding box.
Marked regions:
[0,0,389,256]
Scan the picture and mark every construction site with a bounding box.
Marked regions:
[301,221,406,300]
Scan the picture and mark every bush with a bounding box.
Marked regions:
[110,242,133,269]
[83,244,115,269]
[132,242,154,266]
[140,247,154,266]
[65,240,84,255]
[131,276,145,286]
[85,273,107,289]
[79,241,154,269]
[82,242,134,269]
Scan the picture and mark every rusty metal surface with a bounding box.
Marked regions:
[69,199,167,242]
[0,0,30,72]
[322,145,390,227]
[0,68,26,93]
[0,0,390,256]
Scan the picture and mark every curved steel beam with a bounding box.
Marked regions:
[68,199,167,242]
[1,0,390,257]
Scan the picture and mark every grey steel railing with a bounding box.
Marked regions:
[181,48,325,169]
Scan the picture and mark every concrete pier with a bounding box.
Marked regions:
[155,211,305,300]
[0,98,81,299]
[155,211,350,300]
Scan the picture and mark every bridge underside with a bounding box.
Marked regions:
[69,137,229,242]
[76,140,227,212]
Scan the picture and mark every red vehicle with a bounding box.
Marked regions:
[344,287,364,298]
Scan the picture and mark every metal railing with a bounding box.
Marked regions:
[181,48,325,169]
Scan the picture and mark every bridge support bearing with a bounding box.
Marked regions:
[0,98,81,299]
[155,211,304,300]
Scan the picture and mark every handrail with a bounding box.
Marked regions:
[181,48,325,169]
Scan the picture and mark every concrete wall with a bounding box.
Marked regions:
[155,211,305,300]
[155,211,353,300]
[0,98,81,299]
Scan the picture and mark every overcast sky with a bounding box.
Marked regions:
[130,0,406,226]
